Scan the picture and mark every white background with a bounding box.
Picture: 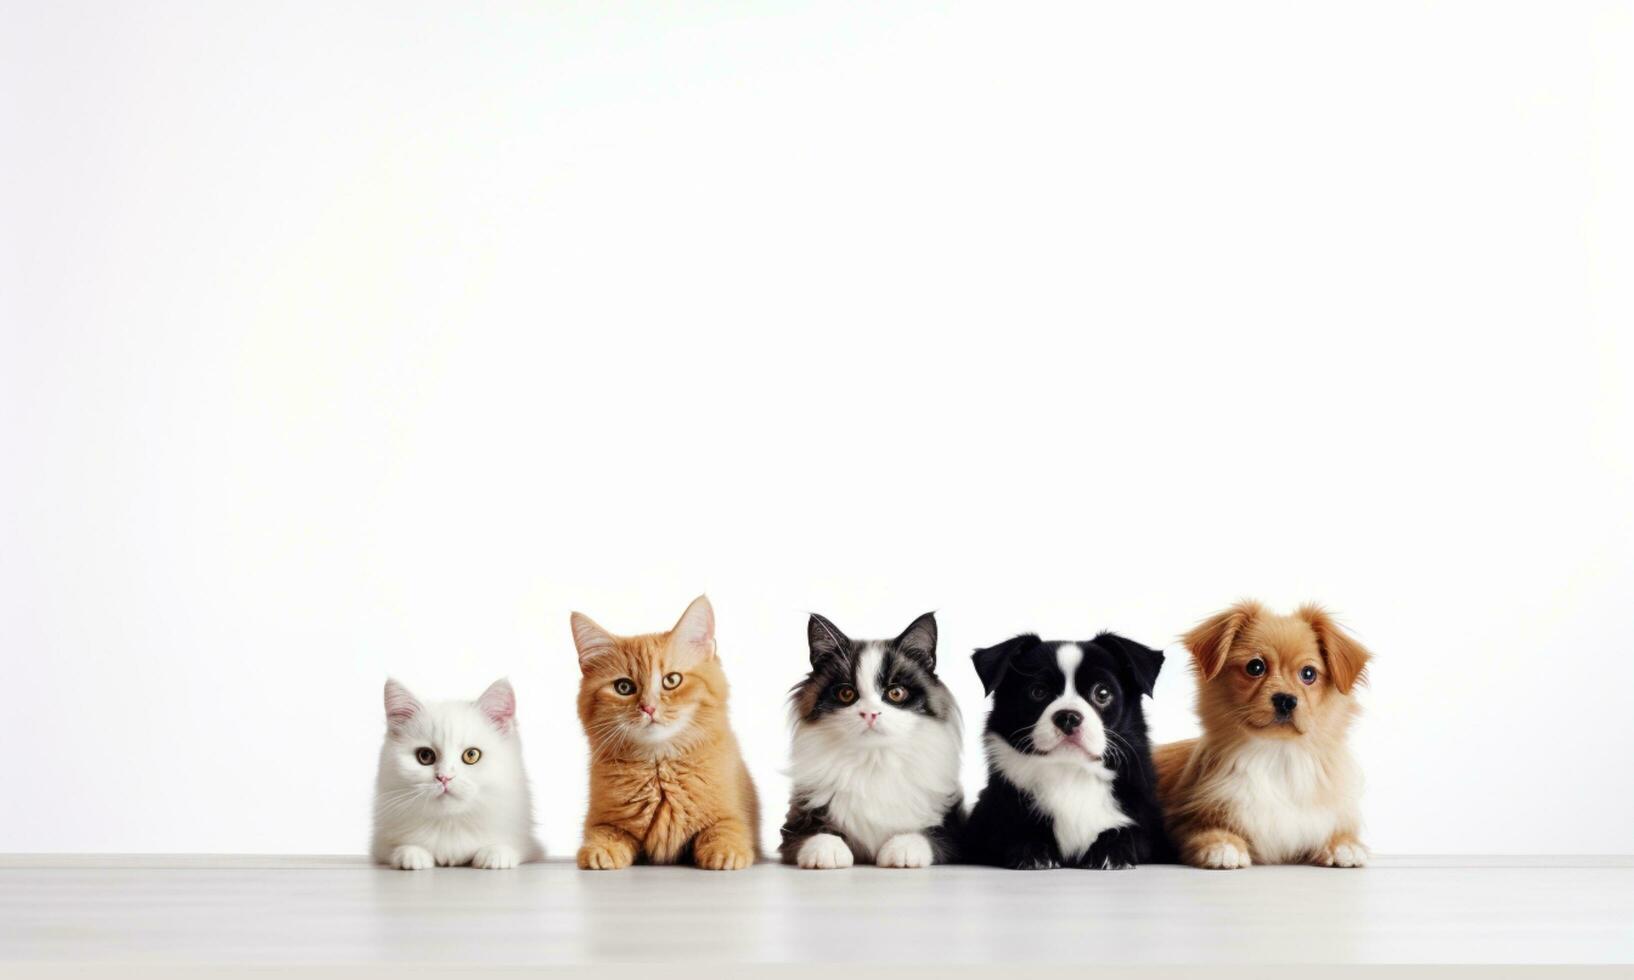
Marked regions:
[3,1,1630,857]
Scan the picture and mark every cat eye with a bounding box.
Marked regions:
[1300,665,1319,685]
[663,672,683,690]
[1028,684,1050,702]
[414,747,436,766]
[885,685,909,703]
[834,685,858,704]
[1245,658,1267,677]
[1091,684,1113,707]
[612,678,636,696]
[461,747,482,765]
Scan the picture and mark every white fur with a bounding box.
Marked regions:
[876,832,934,869]
[787,643,963,863]
[1213,737,1362,864]
[796,833,854,870]
[1199,839,1252,870]
[371,683,543,869]
[1323,840,1370,868]
[986,732,1129,861]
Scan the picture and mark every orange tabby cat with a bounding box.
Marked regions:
[571,595,761,871]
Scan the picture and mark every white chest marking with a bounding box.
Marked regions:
[1219,740,1353,863]
[986,733,1129,861]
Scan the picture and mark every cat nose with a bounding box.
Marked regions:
[435,774,452,786]
[640,704,656,718]
[859,710,879,726]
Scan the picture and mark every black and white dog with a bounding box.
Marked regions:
[963,632,1172,869]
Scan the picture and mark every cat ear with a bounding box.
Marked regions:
[807,613,850,668]
[670,594,717,664]
[570,611,617,674]
[476,678,516,734]
[1093,632,1165,698]
[893,612,938,671]
[383,679,422,731]
[971,634,1040,696]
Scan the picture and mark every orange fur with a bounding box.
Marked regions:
[1156,601,1373,869]
[571,596,761,871]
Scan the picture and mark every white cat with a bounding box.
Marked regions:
[370,678,544,870]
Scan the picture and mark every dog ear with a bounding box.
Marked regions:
[893,612,938,671]
[1094,632,1165,698]
[807,613,850,668]
[971,634,1040,696]
[1297,603,1372,694]
[1182,600,1262,681]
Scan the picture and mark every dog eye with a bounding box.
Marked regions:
[612,678,636,696]
[835,685,858,704]
[1028,684,1050,702]
[1091,684,1113,707]
[461,747,481,765]
[662,672,683,690]
[1245,658,1267,677]
[886,685,909,703]
[414,747,436,766]
[1300,665,1318,685]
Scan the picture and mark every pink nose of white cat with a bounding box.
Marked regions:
[640,704,656,718]
[860,710,880,727]
[435,774,453,789]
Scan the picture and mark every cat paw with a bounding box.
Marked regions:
[695,841,754,871]
[1321,840,1370,868]
[876,833,933,869]
[796,833,854,870]
[390,845,434,871]
[472,845,521,870]
[577,842,634,871]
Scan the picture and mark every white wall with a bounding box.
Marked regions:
[3,1,1630,857]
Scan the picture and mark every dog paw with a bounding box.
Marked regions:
[577,842,633,871]
[876,833,933,869]
[390,845,434,871]
[1197,840,1252,870]
[1321,840,1369,868]
[796,833,854,870]
[472,845,521,870]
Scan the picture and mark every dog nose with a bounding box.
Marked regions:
[1052,709,1083,734]
[1271,692,1298,717]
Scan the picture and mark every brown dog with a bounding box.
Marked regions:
[1154,601,1372,869]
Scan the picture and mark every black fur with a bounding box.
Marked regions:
[963,631,1173,869]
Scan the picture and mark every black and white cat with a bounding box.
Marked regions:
[779,612,964,869]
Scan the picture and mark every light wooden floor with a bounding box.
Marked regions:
[1,855,1630,975]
